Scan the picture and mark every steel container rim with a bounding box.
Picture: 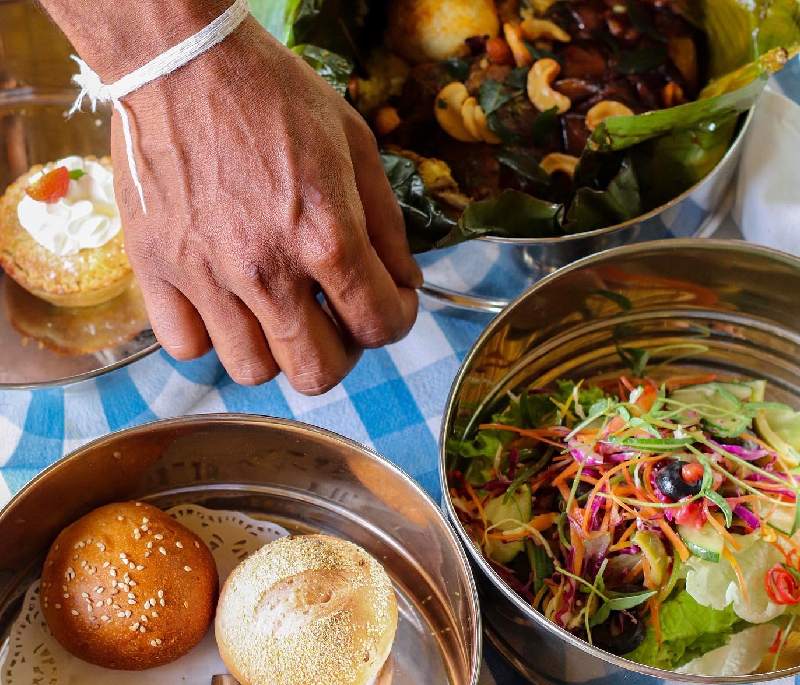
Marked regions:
[474,108,754,247]
[0,413,483,685]
[439,238,800,683]
[0,86,160,390]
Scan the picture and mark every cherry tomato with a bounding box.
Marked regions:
[681,462,705,485]
[765,564,800,605]
[675,500,705,529]
[25,166,70,203]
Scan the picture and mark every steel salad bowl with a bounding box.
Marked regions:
[0,415,482,685]
[439,239,800,684]
[418,112,750,314]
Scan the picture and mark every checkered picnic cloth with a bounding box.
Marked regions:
[1,62,799,685]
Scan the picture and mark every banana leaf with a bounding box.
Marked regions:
[254,0,800,251]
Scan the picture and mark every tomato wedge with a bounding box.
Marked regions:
[26,166,70,203]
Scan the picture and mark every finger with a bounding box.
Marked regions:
[347,119,423,289]
[138,277,210,361]
[237,279,360,395]
[314,240,419,349]
[191,286,279,386]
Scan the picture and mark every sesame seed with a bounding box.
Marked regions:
[125,610,132,618]
[139,626,146,633]
[158,547,167,556]
[55,603,62,609]
[160,599,166,607]
[136,565,144,571]
[102,561,110,568]
[135,502,142,507]
[94,600,102,607]
[71,609,79,616]
[97,542,106,552]
[183,566,192,572]
[81,592,89,598]
[109,569,117,577]
[127,592,135,599]
[142,517,149,524]
[146,541,153,549]
[128,599,136,605]
[133,528,141,540]
[130,622,139,631]
[117,515,124,521]
[183,601,188,608]
[175,541,183,549]
[157,590,164,598]
[63,593,69,599]
[154,534,163,541]
[194,541,200,548]
[106,598,112,605]
[128,562,136,570]
[101,615,110,622]
[119,553,127,561]
[151,611,158,618]
[144,551,151,558]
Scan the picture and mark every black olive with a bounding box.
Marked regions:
[592,611,647,655]
[655,460,702,501]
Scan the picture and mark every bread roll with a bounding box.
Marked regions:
[388,0,500,63]
[216,534,398,685]
[40,501,218,670]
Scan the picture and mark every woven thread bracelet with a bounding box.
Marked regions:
[68,0,250,213]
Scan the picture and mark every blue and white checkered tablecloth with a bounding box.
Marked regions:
[2,61,800,685]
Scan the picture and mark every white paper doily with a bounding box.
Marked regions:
[0,504,290,684]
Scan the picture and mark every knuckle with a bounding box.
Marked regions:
[163,338,210,361]
[306,232,357,274]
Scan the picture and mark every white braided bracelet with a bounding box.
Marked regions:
[68,0,250,213]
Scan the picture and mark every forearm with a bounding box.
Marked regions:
[39,0,234,81]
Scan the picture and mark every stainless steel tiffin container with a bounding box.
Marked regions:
[440,239,800,684]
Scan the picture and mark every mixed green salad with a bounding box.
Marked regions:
[447,373,800,674]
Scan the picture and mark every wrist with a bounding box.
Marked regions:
[41,0,235,82]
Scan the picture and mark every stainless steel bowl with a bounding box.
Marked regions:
[418,112,749,314]
[0,415,482,685]
[439,239,800,684]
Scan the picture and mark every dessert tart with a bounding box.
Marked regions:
[0,155,132,307]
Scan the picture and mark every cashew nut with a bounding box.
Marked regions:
[585,100,634,131]
[527,59,571,114]
[521,17,571,43]
[503,23,532,68]
[435,83,502,144]
[434,82,479,142]
[540,153,579,178]
[473,105,502,144]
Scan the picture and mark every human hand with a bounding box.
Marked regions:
[89,16,422,391]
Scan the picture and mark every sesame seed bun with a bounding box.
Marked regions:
[0,157,133,308]
[40,501,218,670]
[216,534,398,685]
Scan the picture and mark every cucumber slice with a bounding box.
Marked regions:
[755,403,800,467]
[670,382,757,438]
[678,523,724,563]
[484,485,532,564]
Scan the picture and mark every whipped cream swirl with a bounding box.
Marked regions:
[16,156,121,257]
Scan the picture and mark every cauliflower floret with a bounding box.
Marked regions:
[387,0,500,63]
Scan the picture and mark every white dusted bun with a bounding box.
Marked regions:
[388,0,500,63]
[216,534,398,685]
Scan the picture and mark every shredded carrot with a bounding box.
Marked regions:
[609,522,638,552]
[704,507,742,551]
[648,597,663,645]
[464,482,486,525]
[665,373,718,391]
[723,546,750,606]
[623,559,644,583]
[478,423,567,448]
[553,462,579,487]
[657,519,690,562]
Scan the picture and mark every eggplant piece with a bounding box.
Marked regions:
[561,113,589,157]
[553,78,600,105]
[560,42,608,80]
[436,139,503,199]
[465,62,513,95]
[395,62,454,124]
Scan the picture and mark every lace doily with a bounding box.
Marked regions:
[1,504,289,684]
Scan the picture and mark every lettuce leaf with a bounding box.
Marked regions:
[624,590,743,670]
[684,535,786,624]
[675,623,778,676]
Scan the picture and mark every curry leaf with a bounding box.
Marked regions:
[292,44,354,96]
[565,158,641,233]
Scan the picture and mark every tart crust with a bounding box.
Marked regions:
[0,156,132,307]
